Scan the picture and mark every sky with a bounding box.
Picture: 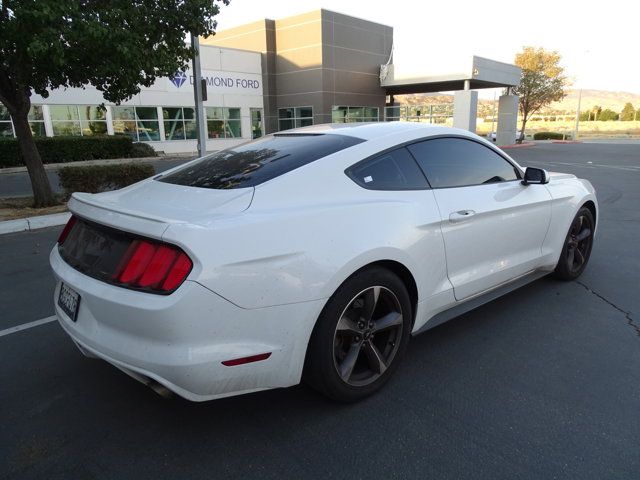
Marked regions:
[214,0,640,95]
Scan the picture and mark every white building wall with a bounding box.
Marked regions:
[28,46,264,154]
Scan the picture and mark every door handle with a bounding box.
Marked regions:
[449,210,476,223]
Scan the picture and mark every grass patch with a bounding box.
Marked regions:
[0,195,67,221]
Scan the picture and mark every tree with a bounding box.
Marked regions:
[512,47,567,143]
[599,109,619,121]
[0,0,228,207]
[620,102,635,121]
[591,105,602,121]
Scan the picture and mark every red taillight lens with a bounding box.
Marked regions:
[112,239,192,293]
[58,215,77,245]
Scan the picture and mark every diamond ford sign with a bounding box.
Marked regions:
[168,70,262,95]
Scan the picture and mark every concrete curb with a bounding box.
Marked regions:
[499,143,536,149]
[0,212,70,235]
[0,154,195,175]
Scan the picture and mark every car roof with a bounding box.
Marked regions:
[278,122,477,142]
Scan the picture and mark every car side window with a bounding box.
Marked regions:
[346,147,428,190]
[407,138,520,188]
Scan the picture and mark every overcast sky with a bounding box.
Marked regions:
[214,0,640,95]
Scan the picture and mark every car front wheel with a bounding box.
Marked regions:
[554,206,595,280]
[304,267,412,402]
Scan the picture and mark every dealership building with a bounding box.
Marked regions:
[0,9,522,153]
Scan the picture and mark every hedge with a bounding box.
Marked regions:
[58,163,155,197]
[533,131,570,140]
[0,136,156,168]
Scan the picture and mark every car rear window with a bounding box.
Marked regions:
[158,133,365,189]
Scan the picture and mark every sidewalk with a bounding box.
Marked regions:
[0,212,71,235]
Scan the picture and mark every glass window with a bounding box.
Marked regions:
[112,106,138,140]
[346,148,428,190]
[206,107,242,139]
[163,107,198,141]
[112,106,159,141]
[226,108,241,138]
[0,103,13,138]
[278,106,312,131]
[50,105,81,136]
[407,138,520,188]
[79,105,107,135]
[135,107,160,141]
[159,133,365,190]
[332,106,379,123]
[27,105,46,137]
[251,108,263,139]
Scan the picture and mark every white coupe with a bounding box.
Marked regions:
[51,122,597,402]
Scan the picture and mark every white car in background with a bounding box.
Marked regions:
[51,122,597,402]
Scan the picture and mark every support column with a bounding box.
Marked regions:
[453,90,478,132]
[496,94,519,145]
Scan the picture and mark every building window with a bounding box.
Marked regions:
[6,105,48,137]
[278,107,313,131]
[384,105,453,124]
[0,103,13,138]
[332,106,379,123]
[250,108,263,139]
[205,107,241,139]
[79,105,108,135]
[163,107,197,141]
[28,106,46,137]
[50,105,82,136]
[112,106,160,141]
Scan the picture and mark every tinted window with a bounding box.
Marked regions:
[407,138,520,188]
[347,147,428,190]
[159,134,364,189]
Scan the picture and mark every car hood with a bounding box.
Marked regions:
[67,179,254,239]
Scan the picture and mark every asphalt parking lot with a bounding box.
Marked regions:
[1,142,639,479]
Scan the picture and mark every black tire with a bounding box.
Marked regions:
[554,206,595,281]
[304,267,412,402]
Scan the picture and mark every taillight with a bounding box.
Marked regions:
[111,239,193,293]
[58,215,77,245]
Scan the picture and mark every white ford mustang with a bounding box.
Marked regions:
[50,122,597,402]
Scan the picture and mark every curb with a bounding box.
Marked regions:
[0,212,70,235]
[499,143,536,149]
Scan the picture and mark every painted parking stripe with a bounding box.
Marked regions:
[0,315,57,338]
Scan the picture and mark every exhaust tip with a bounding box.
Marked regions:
[145,379,175,399]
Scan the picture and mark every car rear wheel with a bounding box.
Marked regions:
[304,267,412,402]
[554,207,594,280]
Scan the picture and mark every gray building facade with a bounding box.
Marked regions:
[203,10,393,134]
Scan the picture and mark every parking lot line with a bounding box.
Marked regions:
[0,315,57,338]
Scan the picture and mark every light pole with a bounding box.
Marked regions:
[574,88,582,140]
[190,33,207,157]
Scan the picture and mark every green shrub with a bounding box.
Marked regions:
[0,138,21,167]
[533,131,567,140]
[58,163,155,196]
[0,135,158,168]
[130,142,158,158]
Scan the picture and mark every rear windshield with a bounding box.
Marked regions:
[158,133,365,189]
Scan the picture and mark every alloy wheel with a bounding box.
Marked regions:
[333,286,404,387]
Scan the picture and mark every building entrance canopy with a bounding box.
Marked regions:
[380,56,521,94]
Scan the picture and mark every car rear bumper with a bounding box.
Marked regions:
[50,246,325,401]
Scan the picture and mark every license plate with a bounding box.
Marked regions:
[58,282,81,322]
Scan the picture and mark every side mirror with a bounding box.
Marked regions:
[522,167,549,185]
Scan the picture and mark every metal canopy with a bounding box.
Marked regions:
[380,56,521,94]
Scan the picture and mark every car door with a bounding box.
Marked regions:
[407,137,552,301]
